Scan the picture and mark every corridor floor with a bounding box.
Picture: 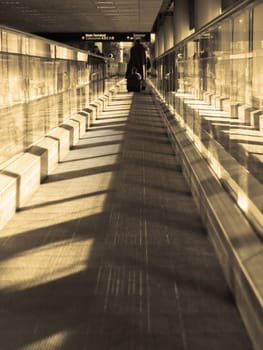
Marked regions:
[0,83,253,350]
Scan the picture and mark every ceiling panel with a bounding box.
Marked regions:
[0,0,164,33]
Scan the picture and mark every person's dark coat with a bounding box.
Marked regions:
[127,40,147,79]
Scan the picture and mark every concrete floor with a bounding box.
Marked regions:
[0,83,254,350]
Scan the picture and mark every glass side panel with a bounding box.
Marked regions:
[151,2,263,235]
[214,19,232,97]
[28,37,51,58]
[252,2,263,110]
[232,9,250,105]
[0,27,118,166]
[6,32,20,54]
[0,53,24,107]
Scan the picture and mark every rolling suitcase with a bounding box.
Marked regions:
[127,69,142,92]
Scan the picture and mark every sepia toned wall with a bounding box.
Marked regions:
[173,0,194,45]
[194,0,222,30]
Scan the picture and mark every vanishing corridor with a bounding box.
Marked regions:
[0,82,253,350]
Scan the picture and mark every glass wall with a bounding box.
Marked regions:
[232,9,250,105]
[155,4,263,106]
[252,2,263,110]
[152,0,263,236]
[0,27,120,166]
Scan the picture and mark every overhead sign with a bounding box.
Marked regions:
[35,32,151,43]
[82,33,115,41]
[81,32,150,42]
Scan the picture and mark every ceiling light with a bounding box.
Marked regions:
[95,0,116,8]
[0,1,20,4]
[102,9,118,12]
[97,6,116,9]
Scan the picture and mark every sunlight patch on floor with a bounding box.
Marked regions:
[0,238,94,291]
[0,171,114,237]
[19,330,73,350]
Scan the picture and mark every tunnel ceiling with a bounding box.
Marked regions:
[0,0,164,33]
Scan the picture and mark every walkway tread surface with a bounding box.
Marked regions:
[0,83,253,350]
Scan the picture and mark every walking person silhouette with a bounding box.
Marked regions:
[126,39,147,90]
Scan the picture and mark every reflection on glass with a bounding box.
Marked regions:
[232,10,250,105]
[0,27,120,166]
[152,2,263,233]
[253,3,263,110]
